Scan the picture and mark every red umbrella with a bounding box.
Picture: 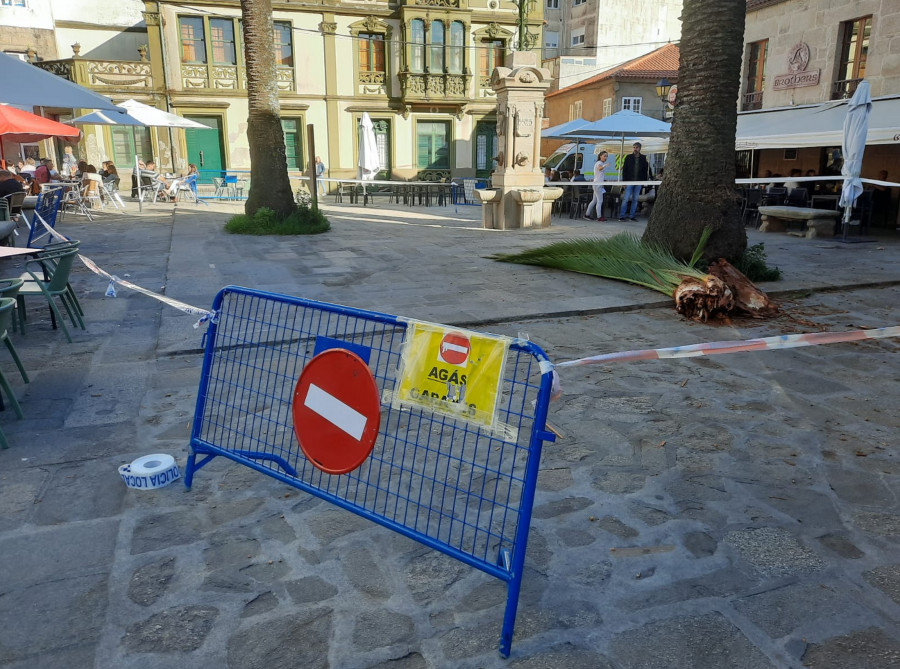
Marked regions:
[0,105,80,167]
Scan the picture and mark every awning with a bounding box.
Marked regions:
[736,95,900,149]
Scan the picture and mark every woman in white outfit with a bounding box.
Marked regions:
[584,151,609,221]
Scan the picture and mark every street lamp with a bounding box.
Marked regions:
[655,78,672,120]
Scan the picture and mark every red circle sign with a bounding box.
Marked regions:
[292,349,381,475]
[439,332,471,366]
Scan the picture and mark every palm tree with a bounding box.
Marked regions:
[642,0,747,262]
[241,0,295,218]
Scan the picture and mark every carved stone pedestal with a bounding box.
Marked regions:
[482,52,559,230]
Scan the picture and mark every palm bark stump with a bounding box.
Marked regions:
[241,0,295,218]
[642,0,747,262]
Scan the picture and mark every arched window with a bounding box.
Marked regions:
[448,21,464,74]
[430,21,445,73]
[410,19,425,73]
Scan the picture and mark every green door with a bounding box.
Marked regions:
[474,120,498,179]
[184,115,224,183]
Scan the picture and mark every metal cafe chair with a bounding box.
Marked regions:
[14,247,85,343]
[0,297,27,419]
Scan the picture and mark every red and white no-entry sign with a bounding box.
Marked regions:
[292,349,381,475]
[438,332,470,366]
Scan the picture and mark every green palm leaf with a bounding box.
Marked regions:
[490,233,709,297]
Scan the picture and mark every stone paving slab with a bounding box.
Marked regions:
[0,201,898,668]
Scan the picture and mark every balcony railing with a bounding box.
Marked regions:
[35,59,152,90]
[741,91,763,111]
[831,77,862,100]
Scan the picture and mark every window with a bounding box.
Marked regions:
[430,21,445,72]
[282,119,304,170]
[416,121,450,169]
[621,97,642,113]
[568,100,582,121]
[544,32,558,49]
[359,33,385,73]
[180,17,207,64]
[743,39,767,110]
[449,22,464,74]
[411,19,425,73]
[573,0,586,5]
[571,30,585,47]
[745,39,767,93]
[1,0,28,6]
[273,21,293,67]
[838,16,871,82]
[546,0,559,7]
[111,125,152,169]
[602,97,612,117]
[210,19,236,65]
[479,39,505,78]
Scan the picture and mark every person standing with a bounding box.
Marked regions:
[315,156,326,196]
[618,142,652,221]
[62,146,78,177]
[584,150,609,221]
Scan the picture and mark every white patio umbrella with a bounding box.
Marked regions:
[0,52,121,111]
[838,80,872,240]
[71,99,211,190]
[541,118,591,140]
[358,112,381,204]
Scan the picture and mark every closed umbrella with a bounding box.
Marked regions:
[838,80,871,241]
[0,52,120,111]
[0,104,80,166]
[358,112,381,204]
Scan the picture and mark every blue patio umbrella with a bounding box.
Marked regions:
[561,110,671,177]
[541,118,591,140]
[838,80,871,240]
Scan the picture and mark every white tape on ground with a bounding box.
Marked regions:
[39,221,212,319]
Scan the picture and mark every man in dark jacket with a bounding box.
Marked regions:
[618,142,652,221]
[0,170,26,198]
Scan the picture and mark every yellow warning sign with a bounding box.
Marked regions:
[394,322,509,430]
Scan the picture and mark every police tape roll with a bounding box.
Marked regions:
[118,454,181,490]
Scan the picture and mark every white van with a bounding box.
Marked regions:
[542,142,620,180]
[542,140,668,180]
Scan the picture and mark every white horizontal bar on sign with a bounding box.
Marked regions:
[304,383,367,441]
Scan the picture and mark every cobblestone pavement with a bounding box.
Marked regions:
[0,201,898,668]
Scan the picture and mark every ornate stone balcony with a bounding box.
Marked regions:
[358,71,388,96]
[180,64,295,92]
[35,59,153,91]
[399,71,471,100]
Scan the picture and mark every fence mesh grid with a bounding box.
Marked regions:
[193,288,546,572]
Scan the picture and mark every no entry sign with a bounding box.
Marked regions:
[292,349,381,474]
[439,332,470,366]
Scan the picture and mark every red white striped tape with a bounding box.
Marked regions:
[555,326,900,368]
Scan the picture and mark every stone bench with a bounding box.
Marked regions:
[758,205,842,238]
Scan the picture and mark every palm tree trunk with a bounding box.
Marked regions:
[642,0,747,262]
[241,0,295,218]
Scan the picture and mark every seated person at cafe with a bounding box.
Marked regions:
[74,160,89,178]
[571,169,586,183]
[0,170,26,198]
[140,160,169,199]
[19,158,37,175]
[783,168,803,190]
[32,159,52,188]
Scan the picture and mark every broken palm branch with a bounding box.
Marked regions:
[491,231,776,321]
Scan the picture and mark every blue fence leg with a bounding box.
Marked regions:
[184,450,198,489]
[499,575,523,658]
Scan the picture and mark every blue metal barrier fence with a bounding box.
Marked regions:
[186,286,556,657]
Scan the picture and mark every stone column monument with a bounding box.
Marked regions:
[476,51,561,229]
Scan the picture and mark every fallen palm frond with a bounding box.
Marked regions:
[490,232,709,296]
[491,230,777,322]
